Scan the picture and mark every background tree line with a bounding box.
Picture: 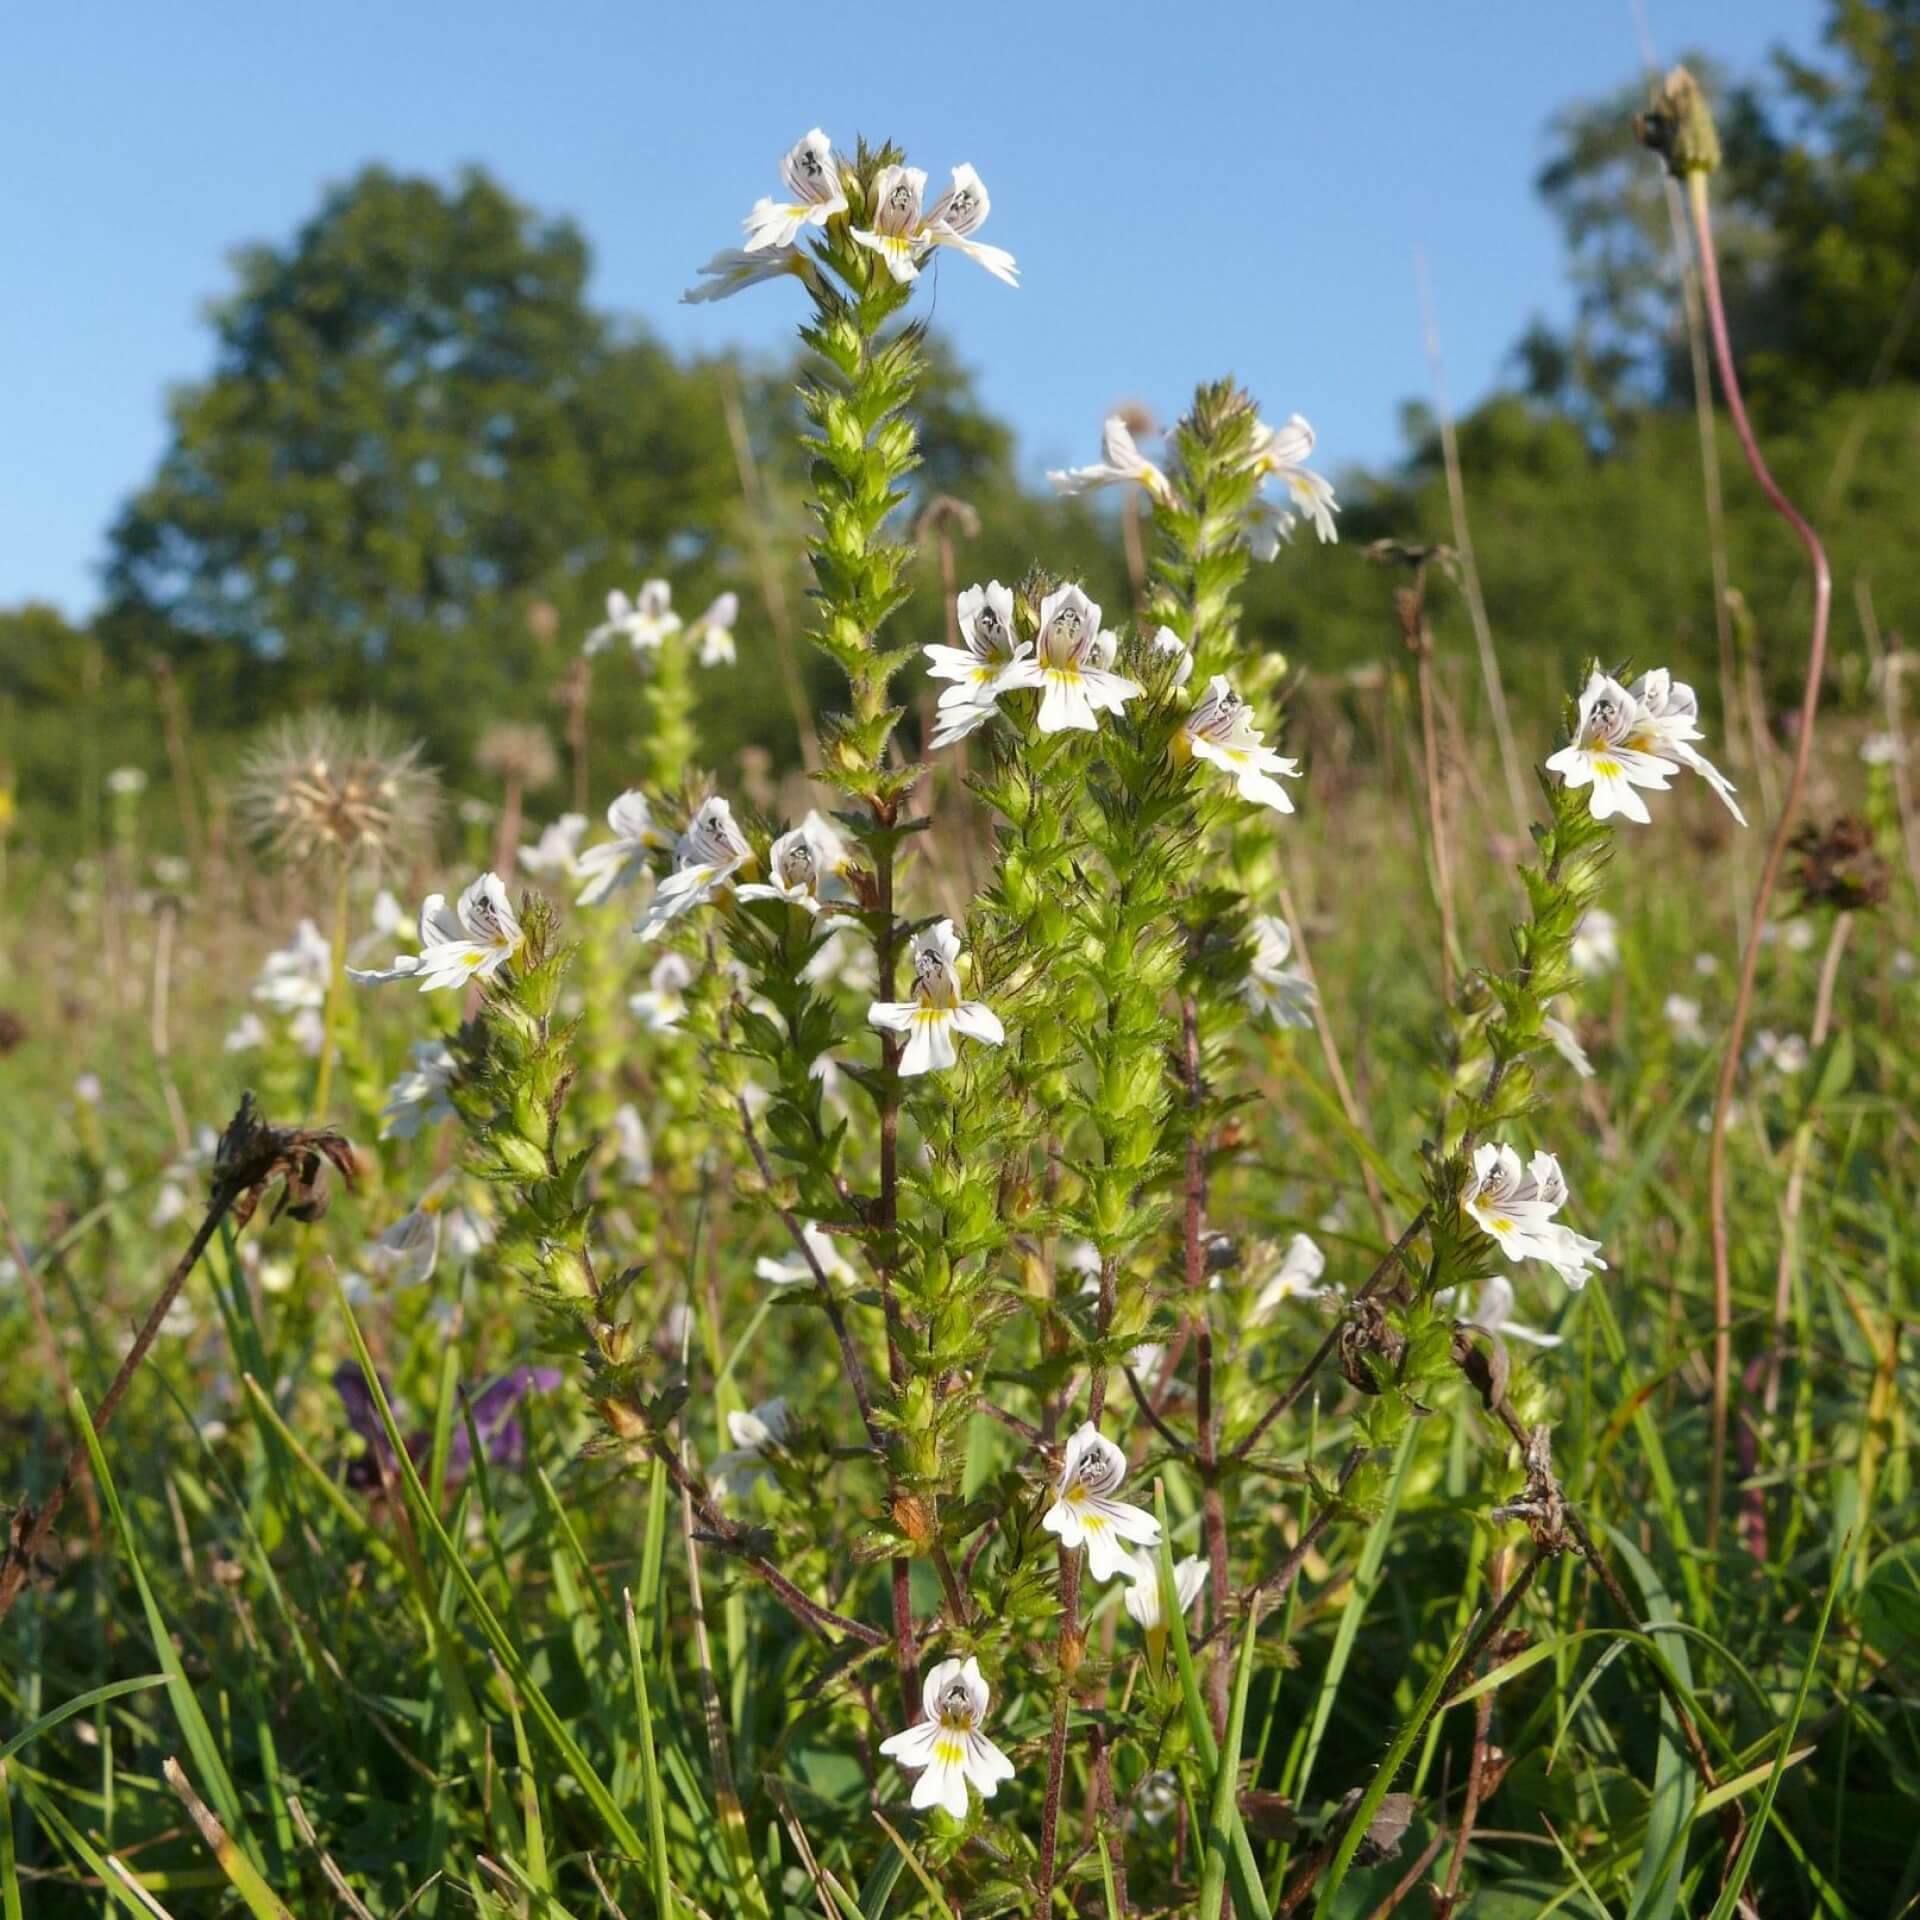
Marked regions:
[4,0,1916,847]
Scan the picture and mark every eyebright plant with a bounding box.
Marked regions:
[342,123,1752,1916]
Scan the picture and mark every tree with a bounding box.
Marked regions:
[100,166,744,765]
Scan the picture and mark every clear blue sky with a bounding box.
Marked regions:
[3,1,1823,619]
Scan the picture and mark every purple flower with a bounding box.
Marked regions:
[334,1362,561,1494]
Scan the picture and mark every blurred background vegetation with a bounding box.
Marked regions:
[4,0,1917,845]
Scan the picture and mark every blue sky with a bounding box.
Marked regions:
[3,1,1823,618]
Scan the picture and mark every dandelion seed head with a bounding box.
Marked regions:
[238,711,438,872]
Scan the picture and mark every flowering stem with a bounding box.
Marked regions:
[1686,168,1834,1553]
[1182,996,1229,1734]
[310,861,351,1119]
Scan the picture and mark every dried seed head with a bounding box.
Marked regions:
[238,711,438,872]
[476,723,560,792]
[1790,814,1891,913]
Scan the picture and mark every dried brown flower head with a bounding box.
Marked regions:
[1790,814,1891,912]
[475,723,559,793]
[238,711,437,871]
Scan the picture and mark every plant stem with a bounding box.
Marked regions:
[1687,169,1834,1555]
[310,862,350,1119]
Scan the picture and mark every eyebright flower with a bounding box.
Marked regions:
[991,585,1140,734]
[852,163,1018,287]
[365,1175,459,1289]
[710,1398,792,1499]
[879,1657,1016,1820]
[1177,677,1301,812]
[736,812,852,915]
[1748,1029,1809,1077]
[1462,1273,1562,1349]
[576,791,668,907]
[629,951,693,1031]
[252,918,332,1014]
[611,1103,653,1184]
[1463,1144,1606,1290]
[1542,1006,1595,1079]
[1041,1422,1161,1583]
[755,1222,860,1289]
[1048,414,1170,502]
[519,812,589,879]
[1621,669,1745,823]
[866,920,1005,1077]
[585,583,680,657]
[1151,626,1195,687]
[379,1039,458,1140]
[1250,1233,1333,1319]
[636,797,752,940]
[682,246,808,305]
[349,875,524,992]
[925,580,1026,747]
[1547,670,1742,826]
[1246,413,1338,552]
[743,129,847,252]
[1570,908,1619,978]
[1123,1550,1207,1631]
[1664,992,1707,1047]
[691,592,739,667]
[1243,915,1316,1026]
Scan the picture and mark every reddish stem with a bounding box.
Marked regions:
[1688,172,1833,1553]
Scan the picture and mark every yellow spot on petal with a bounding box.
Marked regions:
[1594,758,1622,777]
[934,1738,965,1765]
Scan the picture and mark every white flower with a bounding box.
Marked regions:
[1250,1233,1332,1319]
[629,951,693,1031]
[743,129,847,252]
[106,766,149,796]
[253,919,332,1013]
[1622,670,1745,824]
[1861,732,1904,767]
[365,1176,458,1290]
[736,812,851,915]
[1246,414,1338,550]
[1570,909,1619,978]
[1462,1273,1562,1349]
[586,582,681,657]
[1040,1423,1161,1583]
[576,791,668,907]
[1178,677,1301,812]
[710,1398,792,1499]
[1242,915,1316,1026]
[1542,1006,1595,1079]
[1463,1144,1606,1290]
[611,1102,653,1184]
[380,1039,458,1140]
[1123,1551,1207,1631]
[224,1011,268,1053]
[520,813,589,879]
[636,797,752,940]
[349,875,524,992]
[991,585,1140,734]
[1663,993,1707,1046]
[925,581,1025,742]
[755,1222,860,1289]
[1544,674,1677,824]
[690,592,739,667]
[1748,1029,1809,1077]
[1048,415,1169,502]
[866,920,1005,1077]
[878,1656,1016,1821]
[1779,917,1817,955]
[682,246,807,306]
[852,163,1018,287]
[1151,626,1194,688]
[289,1008,326,1057]
[1549,669,1744,827]
[73,1074,102,1106]
[150,1181,190,1230]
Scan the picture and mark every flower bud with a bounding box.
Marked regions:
[1634,66,1720,178]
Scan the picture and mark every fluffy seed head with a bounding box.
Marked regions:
[238,711,438,872]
